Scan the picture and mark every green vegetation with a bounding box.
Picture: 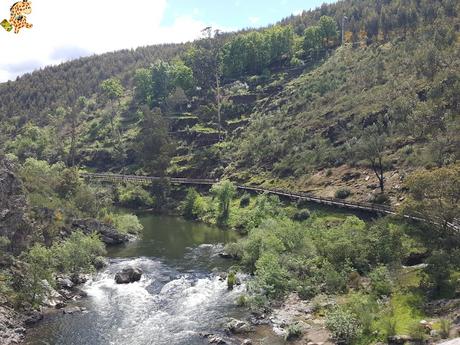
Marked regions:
[0,0,459,341]
[0,157,144,308]
[116,183,155,208]
[178,177,459,343]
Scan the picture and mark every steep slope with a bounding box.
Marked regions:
[0,0,458,205]
[225,26,460,204]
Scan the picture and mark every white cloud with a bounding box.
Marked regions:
[0,0,209,82]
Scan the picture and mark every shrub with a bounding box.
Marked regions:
[335,188,351,199]
[383,317,397,338]
[255,252,288,298]
[180,188,206,219]
[285,323,302,340]
[439,318,451,339]
[326,307,361,345]
[117,184,155,208]
[292,208,311,221]
[239,193,251,208]
[227,271,237,290]
[52,232,106,275]
[371,193,390,205]
[111,213,144,234]
[20,244,54,306]
[236,294,248,307]
[409,322,428,344]
[369,265,393,296]
[211,180,236,225]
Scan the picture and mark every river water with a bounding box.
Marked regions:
[24,214,283,345]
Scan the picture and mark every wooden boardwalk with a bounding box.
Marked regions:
[80,173,395,215]
[80,172,459,231]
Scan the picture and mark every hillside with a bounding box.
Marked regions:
[0,1,459,344]
[0,0,458,206]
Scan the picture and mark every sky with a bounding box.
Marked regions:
[0,0,333,82]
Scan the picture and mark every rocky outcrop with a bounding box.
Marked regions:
[115,267,143,284]
[0,156,33,254]
[71,218,131,245]
[0,303,26,345]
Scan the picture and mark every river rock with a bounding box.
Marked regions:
[388,335,413,345]
[225,318,252,334]
[24,310,43,325]
[72,218,131,245]
[115,267,143,284]
[0,304,25,345]
[63,306,86,315]
[57,276,74,290]
[208,336,227,344]
[93,256,108,270]
[70,273,88,285]
[218,252,234,259]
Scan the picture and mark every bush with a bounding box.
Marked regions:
[409,322,428,344]
[285,323,302,340]
[255,252,288,298]
[117,184,155,208]
[383,317,397,338]
[439,318,451,339]
[239,193,251,208]
[111,214,143,234]
[292,208,311,221]
[371,193,390,205]
[369,265,393,296]
[227,271,237,290]
[20,244,54,306]
[52,232,106,275]
[326,307,361,345]
[211,180,236,225]
[181,188,207,220]
[335,188,351,199]
[236,294,248,307]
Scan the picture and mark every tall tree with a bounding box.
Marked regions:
[358,117,391,193]
[402,165,460,247]
[210,180,236,225]
[67,96,86,167]
[100,78,124,142]
[136,107,174,176]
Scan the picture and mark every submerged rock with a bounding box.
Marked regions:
[63,306,86,315]
[115,267,143,284]
[225,318,252,334]
[24,310,43,325]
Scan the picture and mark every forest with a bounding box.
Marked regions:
[0,0,459,344]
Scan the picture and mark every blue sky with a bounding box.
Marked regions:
[0,0,334,82]
[162,0,333,29]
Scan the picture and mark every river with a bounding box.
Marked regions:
[23,214,284,345]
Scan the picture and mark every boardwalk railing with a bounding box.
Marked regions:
[80,172,394,215]
[80,172,459,231]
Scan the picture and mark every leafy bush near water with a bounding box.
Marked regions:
[117,183,155,208]
[108,213,144,234]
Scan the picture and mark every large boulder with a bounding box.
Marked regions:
[71,218,130,245]
[115,267,143,284]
